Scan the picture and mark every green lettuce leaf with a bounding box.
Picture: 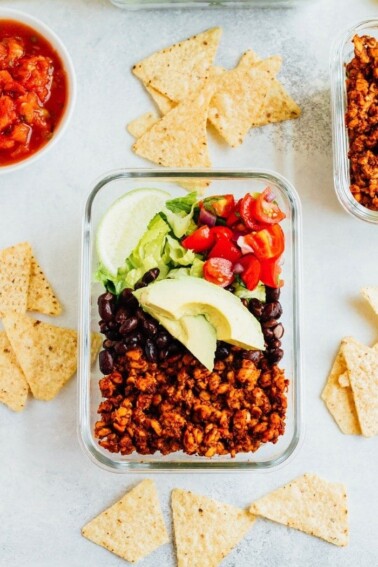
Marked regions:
[165,192,197,214]
[234,281,266,301]
[168,258,204,279]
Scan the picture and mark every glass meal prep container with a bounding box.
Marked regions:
[110,0,312,8]
[79,169,302,472]
[330,19,378,224]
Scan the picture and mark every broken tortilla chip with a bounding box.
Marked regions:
[146,85,176,115]
[127,112,159,139]
[133,80,216,168]
[321,341,361,435]
[172,489,255,567]
[342,337,378,437]
[0,242,31,317]
[208,55,282,147]
[82,480,168,563]
[132,27,222,102]
[249,473,349,547]
[338,371,350,388]
[27,255,62,316]
[361,286,378,315]
[2,311,78,401]
[0,331,28,412]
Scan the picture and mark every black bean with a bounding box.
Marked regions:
[142,317,159,336]
[125,334,140,349]
[155,332,170,349]
[273,323,284,339]
[114,341,128,356]
[115,307,128,325]
[241,298,249,308]
[102,339,114,349]
[105,330,122,341]
[263,327,274,340]
[144,338,158,362]
[99,350,114,374]
[268,339,281,350]
[99,320,109,334]
[134,280,147,290]
[215,342,230,360]
[262,301,282,321]
[265,286,281,302]
[119,288,139,311]
[262,318,278,329]
[242,350,262,364]
[167,342,181,356]
[249,298,264,319]
[97,292,115,322]
[119,316,139,335]
[142,268,160,285]
[268,348,284,363]
[136,308,146,321]
[225,285,235,293]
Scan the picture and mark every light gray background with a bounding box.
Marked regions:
[1,0,378,565]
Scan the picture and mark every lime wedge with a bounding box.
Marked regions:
[96,188,170,276]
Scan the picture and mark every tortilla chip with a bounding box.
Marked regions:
[172,489,255,567]
[2,311,78,401]
[361,286,378,315]
[250,474,349,547]
[208,55,282,147]
[82,480,168,563]
[146,85,176,114]
[127,112,159,139]
[0,242,31,317]
[27,255,62,316]
[342,337,378,437]
[132,28,222,102]
[251,81,301,127]
[0,331,28,412]
[133,80,216,168]
[321,341,361,435]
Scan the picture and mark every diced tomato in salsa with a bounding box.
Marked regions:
[0,20,67,166]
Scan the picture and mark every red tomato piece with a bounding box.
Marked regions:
[15,55,53,103]
[253,188,286,224]
[238,254,261,291]
[260,258,284,288]
[203,258,234,287]
[208,238,242,263]
[210,226,233,241]
[181,225,215,253]
[202,194,235,218]
[244,224,284,260]
[0,95,16,131]
[226,199,242,227]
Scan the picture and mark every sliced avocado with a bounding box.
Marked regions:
[134,276,264,351]
[145,310,216,371]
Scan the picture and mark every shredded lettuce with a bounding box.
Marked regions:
[165,192,197,214]
[163,192,198,238]
[168,258,204,280]
[234,281,266,302]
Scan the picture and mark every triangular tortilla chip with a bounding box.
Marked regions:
[338,371,350,388]
[0,331,28,412]
[127,112,159,139]
[132,28,222,102]
[133,80,216,168]
[172,489,255,567]
[361,286,378,315]
[208,55,282,146]
[342,337,378,437]
[2,311,78,401]
[27,255,62,316]
[0,242,31,317]
[321,341,361,435]
[145,85,176,114]
[82,480,168,563]
[236,50,301,127]
[250,474,349,547]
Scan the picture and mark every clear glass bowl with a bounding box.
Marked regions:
[79,169,303,472]
[330,19,378,224]
[110,0,312,8]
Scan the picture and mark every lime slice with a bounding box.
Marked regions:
[96,187,170,276]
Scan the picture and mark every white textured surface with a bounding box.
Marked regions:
[1,0,378,566]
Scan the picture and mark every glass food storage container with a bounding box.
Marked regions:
[110,0,312,8]
[330,19,378,224]
[79,169,302,472]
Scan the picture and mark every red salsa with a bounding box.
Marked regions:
[0,20,68,166]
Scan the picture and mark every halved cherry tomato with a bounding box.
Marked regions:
[203,258,234,287]
[260,257,283,288]
[182,225,215,253]
[226,199,242,227]
[243,224,284,260]
[208,238,242,263]
[238,254,261,291]
[202,194,235,218]
[252,188,286,224]
[210,226,234,241]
